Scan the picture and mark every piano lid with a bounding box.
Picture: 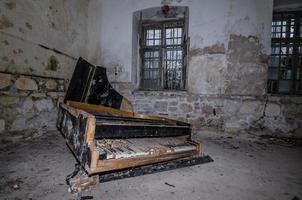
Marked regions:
[64,57,124,109]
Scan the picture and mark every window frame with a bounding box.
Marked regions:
[268,11,302,95]
[139,19,187,91]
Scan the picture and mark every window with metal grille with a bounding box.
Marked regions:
[268,11,302,94]
[140,21,187,90]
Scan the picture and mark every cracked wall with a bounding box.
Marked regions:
[1,0,301,142]
[94,0,302,136]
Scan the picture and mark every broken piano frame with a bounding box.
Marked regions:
[57,58,211,193]
[57,100,203,175]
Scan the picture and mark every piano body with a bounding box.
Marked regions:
[57,58,212,192]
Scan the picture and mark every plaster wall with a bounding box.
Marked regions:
[88,0,273,95]
[0,0,89,79]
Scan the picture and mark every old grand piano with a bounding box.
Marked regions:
[57,58,212,193]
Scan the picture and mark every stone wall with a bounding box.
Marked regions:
[0,72,66,144]
[0,0,88,144]
[1,0,301,144]
[113,83,302,137]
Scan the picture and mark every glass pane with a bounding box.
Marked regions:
[271,46,280,54]
[145,28,161,46]
[268,68,278,80]
[144,70,149,79]
[280,69,293,79]
[296,81,302,92]
[279,80,292,93]
[163,49,183,89]
[154,39,160,45]
[268,56,279,67]
[280,56,287,67]
[146,30,154,39]
[297,68,301,80]
[154,30,161,39]
[281,46,287,54]
[300,18,302,37]
[165,27,182,45]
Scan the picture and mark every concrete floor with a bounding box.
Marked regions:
[0,130,301,200]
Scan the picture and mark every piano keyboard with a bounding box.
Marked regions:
[96,138,197,160]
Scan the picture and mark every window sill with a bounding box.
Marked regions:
[133,89,189,96]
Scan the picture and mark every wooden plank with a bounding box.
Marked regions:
[86,116,96,145]
[120,98,133,112]
[64,57,95,103]
[99,155,213,183]
[89,145,100,171]
[68,101,187,126]
[95,124,191,139]
[57,104,96,169]
[89,149,200,174]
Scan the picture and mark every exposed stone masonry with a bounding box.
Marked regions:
[0,72,66,144]
[113,83,302,137]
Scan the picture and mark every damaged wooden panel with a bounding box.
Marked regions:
[57,103,95,170]
[64,57,131,111]
[99,155,213,183]
[57,57,207,178]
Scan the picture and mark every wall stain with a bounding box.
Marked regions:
[2,40,9,45]
[9,59,15,65]
[259,53,268,64]
[5,2,16,10]
[49,5,58,12]
[47,55,59,71]
[225,34,266,95]
[13,48,23,54]
[2,56,9,62]
[18,27,25,33]
[51,22,56,29]
[25,22,32,30]
[24,59,28,64]
[0,15,14,29]
[189,43,225,59]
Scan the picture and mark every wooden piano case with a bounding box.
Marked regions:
[57,58,211,192]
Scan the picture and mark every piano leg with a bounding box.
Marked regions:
[66,163,98,197]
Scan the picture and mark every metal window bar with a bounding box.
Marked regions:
[268,11,302,94]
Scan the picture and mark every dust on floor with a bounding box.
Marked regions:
[0,130,301,200]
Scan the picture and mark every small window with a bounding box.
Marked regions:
[140,21,187,90]
[268,11,302,94]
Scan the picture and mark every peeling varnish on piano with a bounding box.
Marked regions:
[57,58,210,195]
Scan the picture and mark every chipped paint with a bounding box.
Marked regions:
[189,43,226,58]
[25,22,32,30]
[0,15,14,29]
[2,40,9,45]
[18,27,25,33]
[2,56,9,62]
[5,2,16,10]
[47,55,59,71]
